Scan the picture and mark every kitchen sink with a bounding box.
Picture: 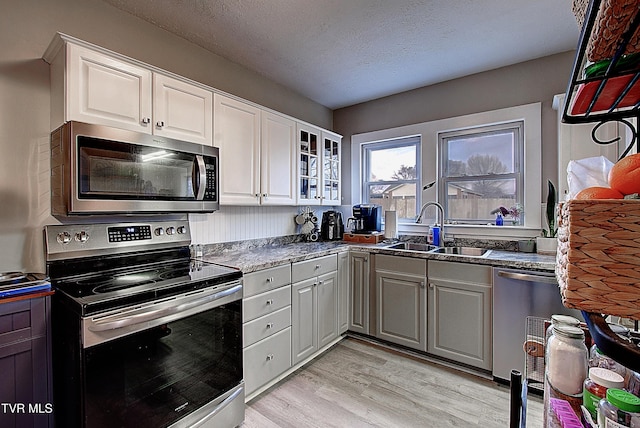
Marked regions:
[428,246,490,257]
[384,242,438,252]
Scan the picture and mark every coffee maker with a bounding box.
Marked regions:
[320,210,344,241]
[349,204,382,233]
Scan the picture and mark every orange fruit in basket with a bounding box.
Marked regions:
[609,153,640,195]
[575,186,623,200]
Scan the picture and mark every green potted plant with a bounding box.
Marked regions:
[537,180,558,254]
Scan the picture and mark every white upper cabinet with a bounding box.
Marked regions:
[46,36,213,145]
[297,124,342,206]
[260,111,296,205]
[152,74,213,145]
[214,94,296,206]
[66,44,152,133]
[214,94,261,205]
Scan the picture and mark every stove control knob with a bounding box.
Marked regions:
[75,231,89,243]
[57,232,72,244]
[154,227,164,236]
[177,226,186,234]
[166,227,176,235]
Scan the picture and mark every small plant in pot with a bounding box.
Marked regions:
[537,180,558,254]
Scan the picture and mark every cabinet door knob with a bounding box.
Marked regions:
[429,283,435,289]
[266,277,273,283]
[420,281,426,288]
[141,117,151,124]
[266,322,274,329]
[266,299,274,305]
[318,280,324,285]
[156,121,165,128]
[266,354,274,361]
[315,264,321,269]
[262,193,267,197]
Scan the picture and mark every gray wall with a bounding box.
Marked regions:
[0,0,332,273]
[334,51,576,205]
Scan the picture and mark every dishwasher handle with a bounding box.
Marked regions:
[497,270,558,284]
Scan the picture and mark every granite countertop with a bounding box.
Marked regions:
[201,240,556,273]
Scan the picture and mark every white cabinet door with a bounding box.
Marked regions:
[260,112,296,205]
[67,44,152,133]
[337,251,350,334]
[374,255,427,351]
[427,260,492,370]
[317,271,338,349]
[320,131,341,206]
[291,278,317,365]
[153,74,212,145]
[214,94,261,205]
[348,251,370,335]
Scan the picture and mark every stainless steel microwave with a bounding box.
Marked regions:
[51,121,219,216]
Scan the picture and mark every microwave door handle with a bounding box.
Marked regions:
[193,155,207,200]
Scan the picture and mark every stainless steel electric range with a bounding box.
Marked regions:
[45,220,244,428]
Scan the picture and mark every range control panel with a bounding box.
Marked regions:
[45,220,191,259]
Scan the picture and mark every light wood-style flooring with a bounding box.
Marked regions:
[242,337,543,427]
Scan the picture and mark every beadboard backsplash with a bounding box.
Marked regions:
[189,205,349,244]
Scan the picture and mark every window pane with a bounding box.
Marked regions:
[446,179,516,222]
[367,183,416,221]
[368,146,416,181]
[446,131,515,177]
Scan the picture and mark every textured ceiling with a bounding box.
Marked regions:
[102,0,580,109]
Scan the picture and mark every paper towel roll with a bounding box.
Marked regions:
[384,211,398,238]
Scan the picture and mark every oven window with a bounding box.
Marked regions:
[78,137,197,200]
[83,301,242,427]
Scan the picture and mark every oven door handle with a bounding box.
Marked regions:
[88,283,242,332]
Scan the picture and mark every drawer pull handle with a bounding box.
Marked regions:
[266,322,274,329]
[266,354,274,361]
[266,277,273,283]
[266,299,274,305]
[315,264,320,269]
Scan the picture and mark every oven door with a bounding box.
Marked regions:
[81,282,243,428]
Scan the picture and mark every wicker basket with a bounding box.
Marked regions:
[572,0,640,62]
[557,199,640,320]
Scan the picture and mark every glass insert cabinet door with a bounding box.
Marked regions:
[322,133,341,205]
[297,125,341,205]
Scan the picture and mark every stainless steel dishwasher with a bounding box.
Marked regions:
[492,267,582,386]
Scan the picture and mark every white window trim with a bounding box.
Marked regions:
[351,102,542,239]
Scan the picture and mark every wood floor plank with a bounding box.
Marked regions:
[243,337,543,427]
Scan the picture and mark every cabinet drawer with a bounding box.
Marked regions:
[292,254,337,283]
[243,306,291,347]
[243,264,291,298]
[243,327,291,397]
[243,285,291,322]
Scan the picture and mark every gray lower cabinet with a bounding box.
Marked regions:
[0,295,52,428]
[427,260,492,370]
[373,254,428,351]
[291,255,338,366]
[242,265,292,398]
[337,251,349,334]
[348,251,370,335]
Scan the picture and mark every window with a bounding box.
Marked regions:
[362,137,420,221]
[439,122,524,225]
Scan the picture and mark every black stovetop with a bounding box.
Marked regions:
[48,248,241,316]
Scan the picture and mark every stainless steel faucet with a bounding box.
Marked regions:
[416,201,445,244]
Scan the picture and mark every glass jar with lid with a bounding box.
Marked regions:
[598,388,640,427]
[544,324,589,423]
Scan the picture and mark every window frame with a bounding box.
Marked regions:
[350,102,541,239]
[361,136,421,221]
[438,121,525,225]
